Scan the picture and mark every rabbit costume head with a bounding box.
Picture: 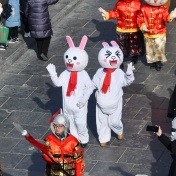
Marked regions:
[64,35,88,72]
[98,41,123,69]
[144,0,168,6]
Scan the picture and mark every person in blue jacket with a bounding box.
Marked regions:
[25,0,59,61]
[5,0,21,43]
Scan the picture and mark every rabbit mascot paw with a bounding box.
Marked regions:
[92,41,135,147]
[46,35,94,147]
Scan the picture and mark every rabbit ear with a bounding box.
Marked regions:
[79,35,88,50]
[66,36,75,48]
[102,42,109,47]
[110,41,119,47]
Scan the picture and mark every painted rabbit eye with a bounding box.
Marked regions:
[105,50,112,58]
[66,55,68,58]
[73,56,77,60]
[115,50,121,58]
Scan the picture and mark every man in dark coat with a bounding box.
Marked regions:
[167,85,176,119]
[167,85,176,141]
[155,126,176,176]
[25,0,59,61]
[20,0,30,37]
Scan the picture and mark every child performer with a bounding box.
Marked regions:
[13,112,85,176]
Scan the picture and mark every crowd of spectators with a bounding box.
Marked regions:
[0,0,58,61]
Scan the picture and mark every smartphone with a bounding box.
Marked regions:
[146,125,159,132]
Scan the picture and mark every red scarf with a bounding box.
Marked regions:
[66,71,77,96]
[101,68,116,94]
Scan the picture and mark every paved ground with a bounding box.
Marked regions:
[0,0,176,176]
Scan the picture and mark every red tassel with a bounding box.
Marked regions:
[49,109,61,124]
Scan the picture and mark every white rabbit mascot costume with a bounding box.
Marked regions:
[137,0,176,71]
[92,41,135,147]
[46,36,94,148]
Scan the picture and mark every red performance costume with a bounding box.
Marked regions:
[13,111,85,176]
[42,134,84,176]
[104,0,144,63]
[137,0,176,71]
[137,4,171,39]
[107,0,141,32]
[25,133,84,176]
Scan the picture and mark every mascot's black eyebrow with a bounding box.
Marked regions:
[115,50,121,58]
[105,50,112,58]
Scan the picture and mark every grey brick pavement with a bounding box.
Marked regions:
[0,0,176,175]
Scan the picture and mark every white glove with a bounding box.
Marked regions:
[98,7,107,20]
[0,7,3,14]
[170,8,176,21]
[142,24,149,32]
[126,62,135,75]
[76,98,87,109]
[22,130,28,136]
[171,117,176,141]
[171,132,176,141]
[46,63,57,77]
[13,122,28,136]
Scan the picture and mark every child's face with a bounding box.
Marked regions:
[144,0,168,6]
[53,124,65,134]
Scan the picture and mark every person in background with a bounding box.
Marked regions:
[137,0,176,71]
[167,85,176,141]
[98,0,145,69]
[0,0,10,50]
[19,0,30,37]
[25,0,59,61]
[155,126,176,176]
[5,0,21,43]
